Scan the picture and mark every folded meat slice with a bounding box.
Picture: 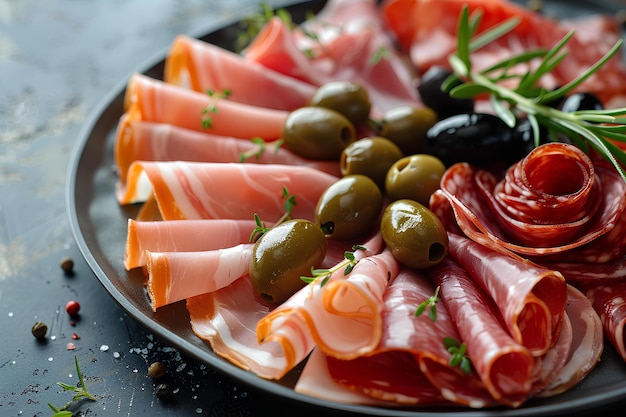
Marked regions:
[125,218,258,270]
[164,34,316,110]
[448,233,567,356]
[187,277,314,380]
[256,234,395,360]
[429,257,536,406]
[116,161,338,221]
[117,73,288,144]
[145,243,253,311]
[243,0,421,114]
[538,285,603,397]
[114,121,340,182]
[579,280,626,362]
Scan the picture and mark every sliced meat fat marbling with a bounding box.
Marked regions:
[164,34,316,111]
[115,120,341,182]
[447,233,567,356]
[579,279,626,362]
[116,161,338,221]
[429,257,536,407]
[187,277,315,380]
[117,73,287,146]
[125,218,259,270]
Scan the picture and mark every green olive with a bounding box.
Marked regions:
[378,106,437,155]
[315,175,383,240]
[250,219,326,304]
[282,106,356,160]
[385,154,445,206]
[340,137,403,190]
[380,199,448,269]
[309,81,371,126]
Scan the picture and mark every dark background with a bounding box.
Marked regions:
[2,0,626,416]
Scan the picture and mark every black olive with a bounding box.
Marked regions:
[424,113,529,167]
[559,92,604,113]
[416,66,474,119]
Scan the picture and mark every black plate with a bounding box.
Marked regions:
[66,0,626,415]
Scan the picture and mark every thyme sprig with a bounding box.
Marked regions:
[300,244,367,287]
[238,137,284,162]
[443,337,472,375]
[235,2,295,51]
[249,186,297,242]
[201,89,232,129]
[414,286,441,322]
[445,5,626,182]
[48,356,96,416]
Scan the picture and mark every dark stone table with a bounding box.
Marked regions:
[2,1,626,416]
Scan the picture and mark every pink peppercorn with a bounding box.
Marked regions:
[65,300,81,317]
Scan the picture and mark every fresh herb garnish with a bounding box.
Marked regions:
[414,286,441,322]
[201,89,232,129]
[301,244,367,286]
[443,337,472,375]
[445,5,626,182]
[249,186,297,242]
[48,356,96,416]
[235,3,295,52]
[370,45,391,65]
[238,138,283,162]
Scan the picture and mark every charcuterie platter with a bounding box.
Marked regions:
[67,0,626,415]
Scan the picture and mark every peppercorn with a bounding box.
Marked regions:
[65,300,80,317]
[31,321,48,340]
[155,383,173,401]
[60,256,74,274]
[148,361,166,379]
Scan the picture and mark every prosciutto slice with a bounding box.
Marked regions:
[432,143,626,260]
[114,120,340,182]
[117,73,288,143]
[381,0,626,104]
[447,233,567,356]
[243,0,421,114]
[256,234,397,361]
[164,34,316,110]
[187,277,315,380]
[429,257,536,406]
[116,161,338,221]
[125,218,258,269]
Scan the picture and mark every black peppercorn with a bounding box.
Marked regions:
[31,321,48,339]
[155,383,173,400]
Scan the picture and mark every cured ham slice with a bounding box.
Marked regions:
[429,257,536,406]
[381,0,626,103]
[116,161,338,221]
[538,285,603,397]
[256,234,396,361]
[432,143,626,260]
[114,121,340,182]
[447,233,567,356]
[145,243,253,310]
[370,268,494,407]
[187,277,315,380]
[117,73,288,145]
[579,280,626,362]
[243,0,421,114]
[164,34,316,110]
[125,218,258,270]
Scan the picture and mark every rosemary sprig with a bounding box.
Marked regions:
[201,89,232,129]
[443,337,472,375]
[445,5,626,182]
[48,356,96,416]
[249,186,297,242]
[300,244,367,287]
[414,286,441,322]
